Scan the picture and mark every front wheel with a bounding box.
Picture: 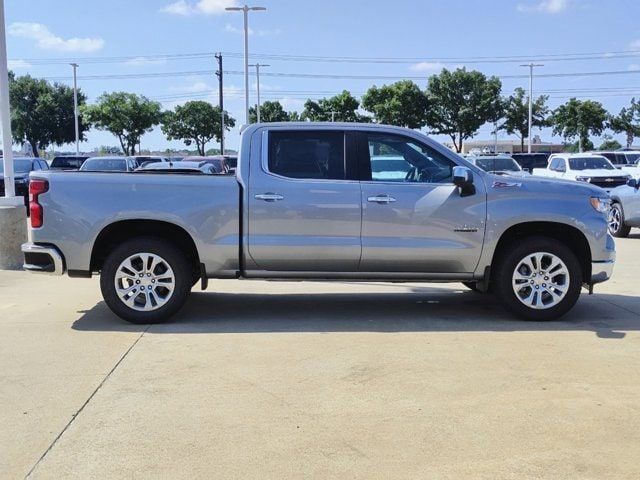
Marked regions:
[608,203,631,238]
[494,237,582,321]
[100,237,192,324]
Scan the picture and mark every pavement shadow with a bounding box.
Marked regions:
[72,287,640,339]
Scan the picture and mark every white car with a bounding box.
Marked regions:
[465,155,531,178]
[532,153,631,192]
[608,174,640,237]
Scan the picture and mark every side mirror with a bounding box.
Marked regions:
[453,166,475,197]
[627,178,639,189]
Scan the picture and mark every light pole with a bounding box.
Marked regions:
[225,5,266,125]
[249,63,269,123]
[70,63,79,155]
[0,0,15,200]
[520,63,543,154]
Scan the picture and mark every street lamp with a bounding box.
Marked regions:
[225,4,266,125]
[70,63,79,155]
[520,63,543,154]
[249,63,269,123]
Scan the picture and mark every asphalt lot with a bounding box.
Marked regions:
[1,233,639,479]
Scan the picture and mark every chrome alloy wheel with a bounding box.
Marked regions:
[608,206,621,234]
[114,253,175,311]
[511,252,570,310]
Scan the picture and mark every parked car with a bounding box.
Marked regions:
[137,161,220,174]
[0,157,49,207]
[131,156,169,168]
[466,155,530,177]
[50,156,89,170]
[511,153,550,173]
[608,175,640,237]
[181,156,230,174]
[532,153,631,192]
[79,156,137,172]
[22,123,615,324]
[596,150,640,169]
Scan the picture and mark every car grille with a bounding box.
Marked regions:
[589,177,628,189]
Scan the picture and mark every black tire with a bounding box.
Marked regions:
[462,281,481,292]
[100,237,192,324]
[608,203,631,238]
[494,236,582,321]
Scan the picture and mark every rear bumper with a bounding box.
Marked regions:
[21,243,65,275]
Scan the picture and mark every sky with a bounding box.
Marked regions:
[5,0,640,153]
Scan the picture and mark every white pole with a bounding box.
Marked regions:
[0,0,15,198]
[256,63,261,123]
[71,63,79,155]
[243,6,249,125]
[520,63,543,154]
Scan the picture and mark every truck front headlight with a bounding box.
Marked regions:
[576,176,592,182]
[589,196,610,214]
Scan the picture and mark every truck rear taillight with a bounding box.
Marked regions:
[29,179,49,228]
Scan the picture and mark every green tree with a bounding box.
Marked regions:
[551,98,608,152]
[564,139,595,153]
[301,90,370,122]
[161,101,235,155]
[9,74,90,157]
[598,134,622,151]
[361,80,429,129]
[608,98,640,148]
[499,87,549,151]
[249,100,293,123]
[82,92,163,155]
[424,68,503,152]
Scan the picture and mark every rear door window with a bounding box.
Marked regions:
[268,130,345,180]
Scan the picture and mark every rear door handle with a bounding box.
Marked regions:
[254,193,284,202]
[367,194,397,204]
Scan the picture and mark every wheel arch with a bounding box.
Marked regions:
[90,219,201,276]
[491,221,592,284]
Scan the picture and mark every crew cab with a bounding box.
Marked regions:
[532,153,631,191]
[21,123,615,323]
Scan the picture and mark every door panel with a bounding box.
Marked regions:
[358,132,486,273]
[247,129,362,272]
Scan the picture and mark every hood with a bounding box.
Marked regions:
[487,172,606,197]
[574,169,629,178]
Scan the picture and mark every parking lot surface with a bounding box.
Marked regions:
[1,235,639,479]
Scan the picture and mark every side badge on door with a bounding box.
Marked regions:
[492,181,522,189]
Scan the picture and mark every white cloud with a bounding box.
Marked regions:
[8,22,104,52]
[224,23,281,36]
[278,97,306,113]
[628,64,640,71]
[123,57,166,67]
[630,39,640,50]
[8,59,31,70]
[517,0,568,13]
[161,0,238,15]
[409,62,446,72]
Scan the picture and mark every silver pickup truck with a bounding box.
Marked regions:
[22,123,615,323]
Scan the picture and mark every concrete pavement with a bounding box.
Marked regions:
[1,235,639,479]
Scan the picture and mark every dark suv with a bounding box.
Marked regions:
[50,156,89,170]
[511,153,551,173]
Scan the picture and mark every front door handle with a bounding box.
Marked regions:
[254,193,284,202]
[367,194,397,204]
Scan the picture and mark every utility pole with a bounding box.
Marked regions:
[520,63,543,154]
[226,5,266,125]
[249,63,269,123]
[215,53,225,154]
[70,63,79,155]
[0,0,15,199]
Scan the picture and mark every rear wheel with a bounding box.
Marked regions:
[494,237,582,321]
[100,237,191,324]
[608,203,631,238]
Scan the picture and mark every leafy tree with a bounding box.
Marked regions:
[598,134,622,151]
[551,98,608,152]
[249,100,293,123]
[82,92,163,155]
[424,68,503,152]
[98,145,121,155]
[608,98,640,148]
[499,87,549,150]
[564,139,595,153]
[9,74,90,157]
[161,101,235,155]
[301,90,370,122]
[361,80,429,129]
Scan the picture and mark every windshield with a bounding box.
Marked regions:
[568,157,614,171]
[80,158,127,171]
[625,153,640,165]
[474,157,521,172]
[0,159,32,174]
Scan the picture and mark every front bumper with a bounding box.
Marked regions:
[21,243,65,275]
[591,260,614,284]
